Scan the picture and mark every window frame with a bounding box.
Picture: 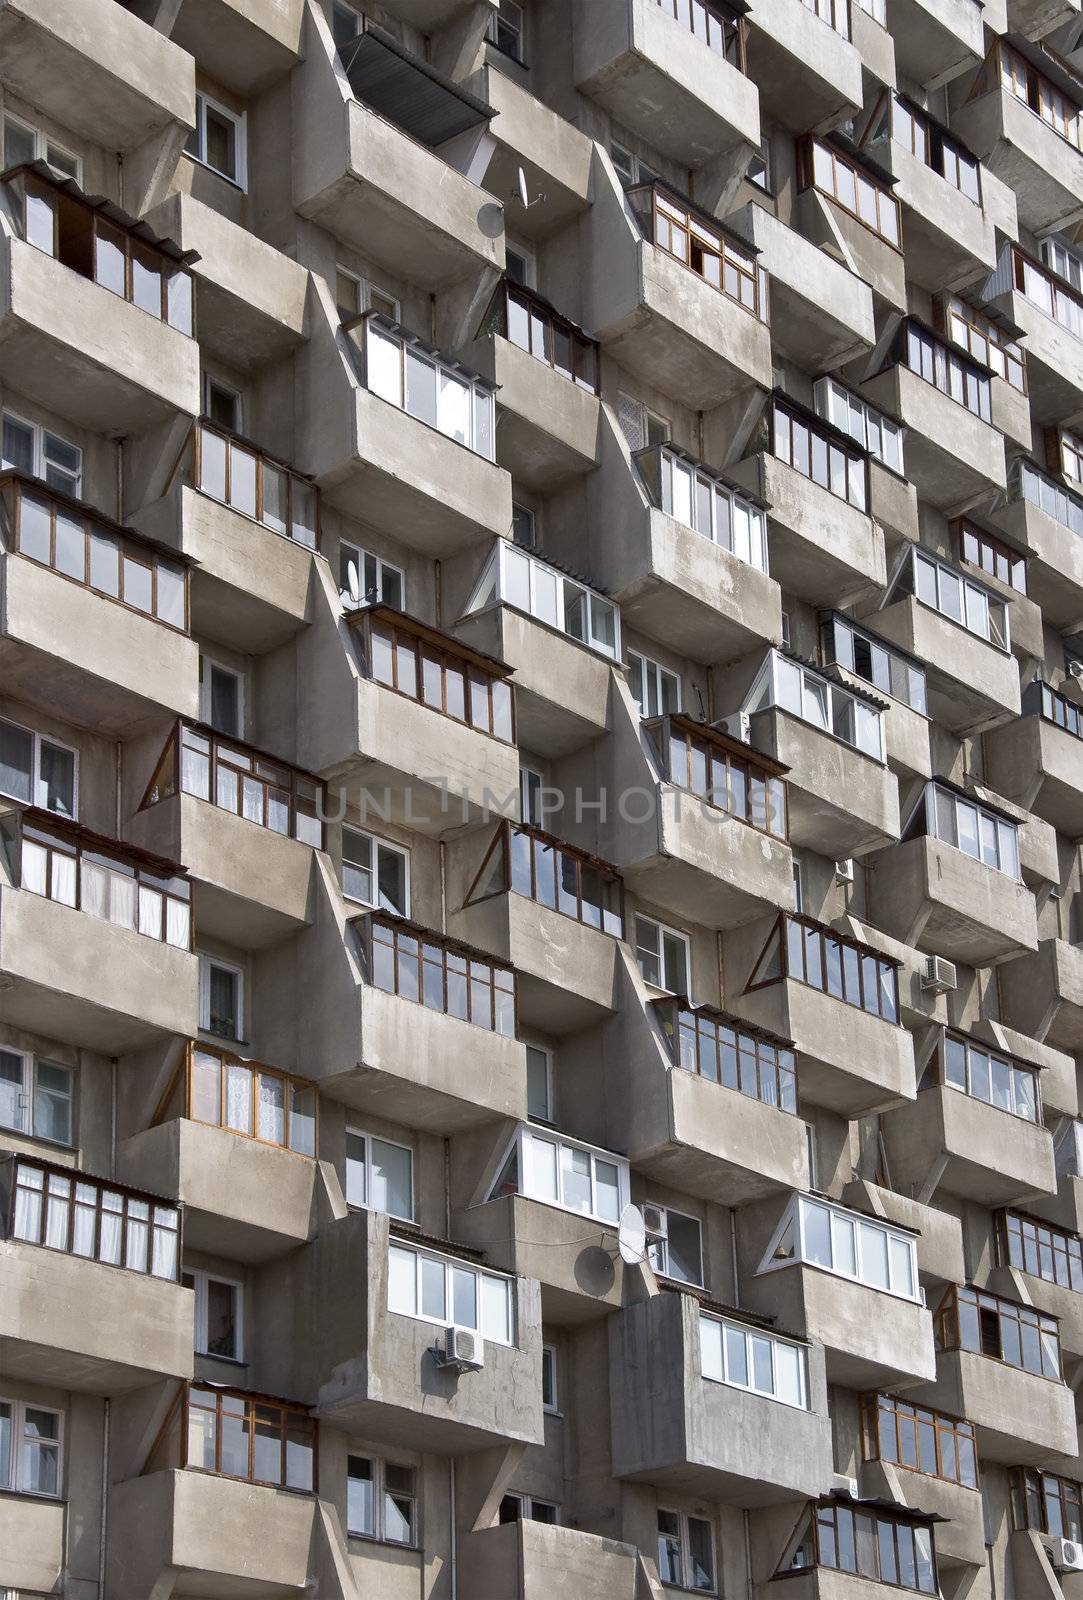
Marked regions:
[924,783,1020,880]
[184,1268,245,1362]
[0,1049,74,1146]
[199,655,244,739]
[541,1343,559,1412]
[525,1041,553,1122]
[1,407,82,497]
[0,712,78,819]
[338,538,406,611]
[940,1030,1039,1123]
[801,138,900,247]
[340,825,410,917]
[185,91,248,190]
[657,1506,718,1594]
[191,421,319,551]
[179,1384,317,1492]
[634,912,692,996]
[465,540,622,662]
[8,1155,181,1282]
[861,1392,979,1489]
[758,1193,920,1303]
[999,1210,1083,1292]
[646,1204,704,1288]
[344,1126,415,1222]
[387,1237,516,1345]
[198,954,245,1041]
[813,377,905,477]
[351,605,516,745]
[744,649,886,763]
[2,112,81,183]
[488,1123,631,1227]
[653,998,799,1115]
[355,313,496,460]
[172,1041,317,1158]
[634,183,768,321]
[699,1311,810,1410]
[935,1284,1062,1381]
[346,1453,418,1546]
[907,548,1010,651]
[363,913,518,1037]
[0,1397,63,1499]
[627,649,682,719]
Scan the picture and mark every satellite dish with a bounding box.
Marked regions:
[346,559,361,606]
[617,1203,647,1265]
[516,165,530,208]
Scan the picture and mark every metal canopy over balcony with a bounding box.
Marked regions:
[339,22,495,147]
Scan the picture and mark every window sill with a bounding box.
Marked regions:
[0,1486,63,1504]
[0,1125,76,1157]
[347,1531,420,1554]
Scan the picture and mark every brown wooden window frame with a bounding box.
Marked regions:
[156,1383,318,1494]
[151,1040,319,1159]
[956,519,1026,593]
[349,605,516,745]
[746,912,901,1025]
[861,1392,979,1489]
[361,912,518,1038]
[636,183,768,321]
[934,1284,1062,1381]
[653,997,799,1113]
[799,137,901,250]
[464,819,625,938]
[1011,1466,1083,1542]
[192,421,320,550]
[5,1153,181,1281]
[644,712,789,838]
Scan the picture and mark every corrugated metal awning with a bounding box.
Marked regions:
[341,22,495,148]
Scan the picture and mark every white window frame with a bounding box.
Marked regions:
[627,649,682,719]
[0,1048,74,1145]
[490,1124,631,1226]
[910,548,1010,652]
[744,649,885,762]
[197,954,245,1041]
[791,860,803,914]
[340,825,410,915]
[338,538,406,611]
[0,1399,63,1497]
[634,913,692,996]
[488,0,526,60]
[525,1041,553,1122]
[653,446,769,573]
[362,319,496,459]
[199,655,244,739]
[387,1240,515,1345]
[758,1193,920,1304]
[465,540,622,661]
[2,113,81,184]
[344,1126,415,1221]
[346,1453,418,1546]
[926,783,1020,880]
[657,1507,717,1594]
[186,92,247,190]
[617,390,670,451]
[646,1205,704,1288]
[814,376,904,476]
[186,1269,245,1362]
[511,502,537,548]
[1,408,82,498]
[610,144,662,189]
[505,241,536,287]
[520,765,545,826]
[699,1312,809,1410]
[0,713,78,819]
[541,1343,559,1413]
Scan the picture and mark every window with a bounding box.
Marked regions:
[505,244,534,286]
[185,93,246,187]
[1016,456,1083,537]
[792,860,803,914]
[2,114,80,181]
[526,1043,552,1121]
[17,816,192,949]
[900,321,991,421]
[542,1344,558,1411]
[488,0,525,59]
[465,542,621,662]
[193,423,319,550]
[358,316,496,459]
[634,444,769,571]
[1011,246,1083,341]
[1012,1468,1083,1542]
[655,0,746,61]
[634,185,767,319]
[635,914,691,996]
[335,269,363,321]
[142,724,324,848]
[945,299,1024,391]
[0,1400,62,1497]
[182,1043,316,1157]
[511,502,536,548]
[341,827,409,916]
[489,1125,629,1225]
[657,1509,716,1593]
[744,650,885,761]
[887,97,980,202]
[982,41,1083,153]
[199,956,244,1040]
[344,1129,414,1221]
[610,144,662,189]
[862,1394,978,1488]
[647,1206,703,1287]
[352,607,515,743]
[183,1270,243,1360]
[496,282,599,392]
[1,411,81,496]
[617,392,669,451]
[387,1239,514,1344]
[1043,236,1083,295]
[10,1158,180,1279]
[181,1386,315,1490]
[331,0,362,49]
[1036,680,1083,739]
[338,540,404,610]
[520,766,544,826]
[348,1456,417,1544]
[940,1031,1038,1122]
[501,1493,559,1523]
[645,714,788,837]
[747,136,772,192]
[204,374,242,431]
[628,651,682,719]
[654,1000,798,1113]
[958,522,1026,593]
[0,1051,73,1145]
[788,1502,937,1594]
[465,822,624,937]
[700,1313,808,1409]
[935,1285,1061,1380]
[0,715,77,818]
[200,658,243,738]
[1000,1211,1083,1291]
[813,378,904,476]
[760,1194,919,1302]
[747,914,900,1023]
[365,916,517,1036]
[801,139,899,245]
[771,396,868,511]
[924,784,1020,880]
[819,614,927,716]
[902,548,1009,651]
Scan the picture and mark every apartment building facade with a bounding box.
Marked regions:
[2,0,1083,1595]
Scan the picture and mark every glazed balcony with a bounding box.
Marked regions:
[130,422,317,654]
[572,0,760,167]
[168,0,304,94]
[294,19,503,289]
[818,610,932,783]
[0,168,200,433]
[0,0,195,151]
[0,1152,193,1392]
[858,1443,985,1572]
[842,1179,966,1291]
[609,1293,833,1506]
[793,140,906,315]
[882,1075,1056,1206]
[119,1042,319,1263]
[475,62,593,240]
[448,821,622,1032]
[585,181,772,408]
[989,464,1083,631]
[463,1520,638,1600]
[999,938,1083,1052]
[0,472,198,735]
[745,0,863,130]
[986,682,1083,836]
[982,246,1083,425]
[0,805,197,1052]
[724,912,916,1117]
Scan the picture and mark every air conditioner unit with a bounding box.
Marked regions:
[831,1474,860,1499]
[437,1326,484,1373]
[642,1204,667,1239]
[921,954,957,995]
[716,711,751,744]
[835,859,854,884]
[1052,1538,1083,1572]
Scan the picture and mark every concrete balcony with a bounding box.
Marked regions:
[983,273,1083,428]
[456,1192,629,1322]
[881,1084,1057,1205]
[465,332,602,492]
[915,1348,1077,1462]
[0,0,195,151]
[858,1459,986,1571]
[794,188,907,316]
[572,0,760,166]
[999,938,1083,1052]
[871,835,1037,965]
[381,0,497,27]
[884,0,985,89]
[609,1293,834,1506]
[871,595,1020,734]
[745,0,863,130]
[990,1263,1083,1361]
[168,0,304,94]
[985,698,1083,836]
[748,707,900,859]
[760,1572,932,1600]
[989,492,1083,632]
[0,234,201,434]
[119,1117,318,1264]
[0,1235,193,1392]
[953,85,1083,233]
[860,362,1006,509]
[108,1469,316,1599]
[463,1519,638,1600]
[727,454,886,609]
[476,63,593,240]
[145,192,309,372]
[0,1493,64,1597]
[728,203,875,370]
[868,139,1000,291]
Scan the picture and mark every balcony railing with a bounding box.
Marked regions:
[186,421,319,550]
[891,318,992,421]
[747,912,901,1024]
[889,546,1010,652]
[147,1383,317,1492]
[784,1499,938,1595]
[634,444,769,573]
[626,182,768,321]
[464,540,621,661]
[971,39,1083,154]
[0,471,190,631]
[482,281,599,394]
[2,161,194,334]
[654,0,747,67]
[141,722,325,848]
[767,393,869,511]
[799,139,899,248]
[653,997,798,1112]
[0,1152,180,1280]
[643,712,788,838]
[349,603,515,743]
[819,612,928,716]
[356,911,517,1037]
[0,806,192,949]
[1014,457,1083,538]
[152,1041,318,1157]
[346,311,496,460]
[999,1209,1083,1291]
[862,1393,979,1489]
[935,1284,1062,1381]
[937,1028,1039,1123]
[759,1192,920,1301]
[700,1309,809,1408]
[744,649,886,762]
[1012,1467,1083,1543]
[465,821,624,937]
